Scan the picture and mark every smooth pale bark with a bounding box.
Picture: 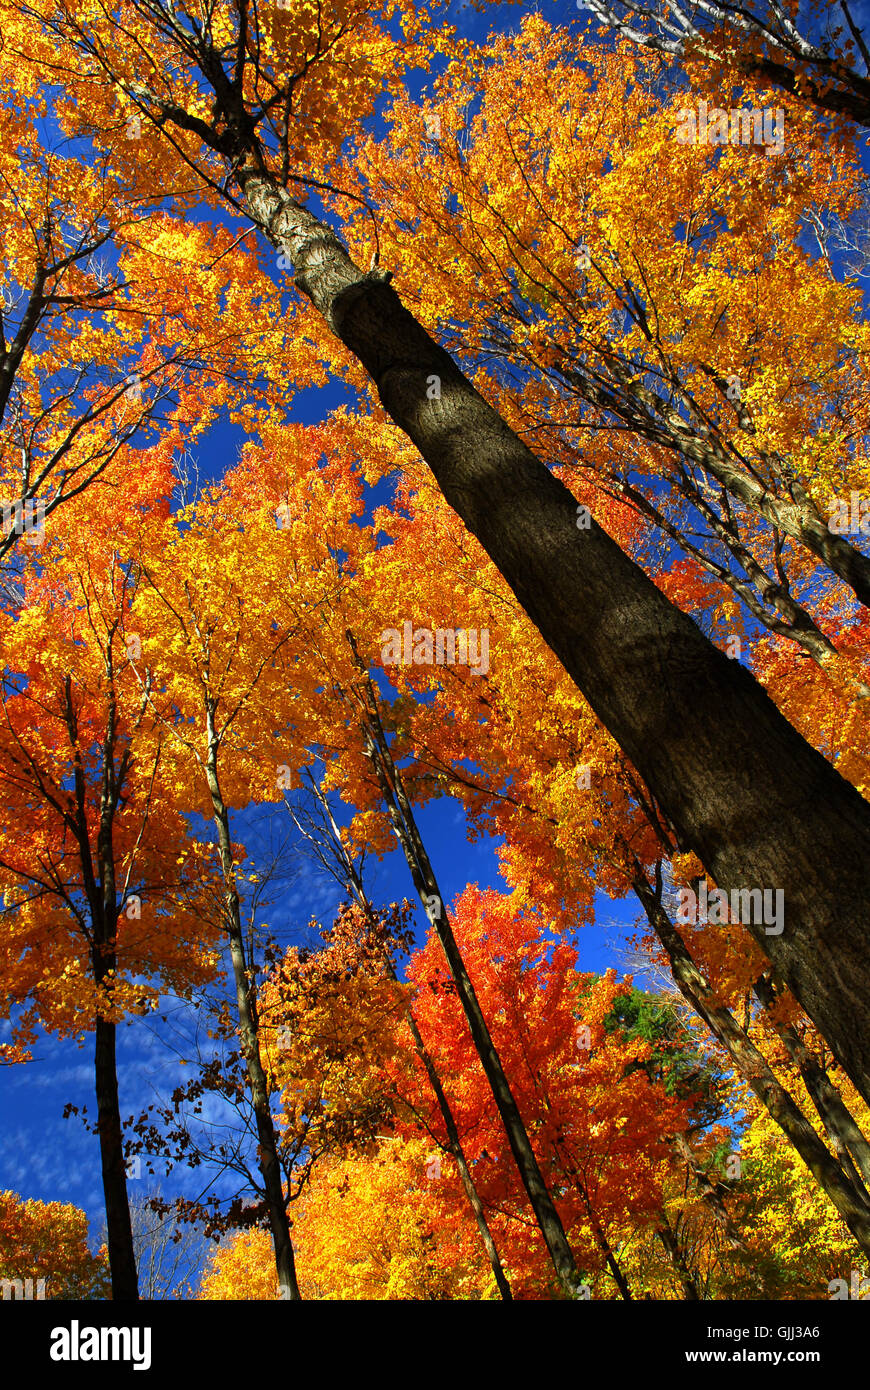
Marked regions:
[235,167,870,1110]
[632,869,870,1258]
[684,461,870,612]
[299,778,513,1300]
[204,713,300,1301]
[585,0,870,128]
[343,644,583,1298]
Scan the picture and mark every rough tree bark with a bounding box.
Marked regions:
[228,167,870,1113]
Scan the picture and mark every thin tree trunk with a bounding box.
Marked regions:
[342,641,582,1297]
[367,732,580,1296]
[599,380,870,613]
[655,1208,701,1300]
[233,167,870,1111]
[403,1009,514,1301]
[300,778,513,1300]
[631,865,870,1259]
[588,1207,633,1300]
[93,1010,138,1300]
[549,1142,632,1300]
[611,472,870,696]
[753,973,870,1195]
[673,1132,750,1255]
[204,715,300,1300]
[77,669,138,1301]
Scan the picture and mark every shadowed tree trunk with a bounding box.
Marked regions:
[225,165,870,1112]
[631,863,870,1259]
[585,1197,633,1300]
[93,1009,138,1301]
[57,1,870,1128]
[67,668,139,1302]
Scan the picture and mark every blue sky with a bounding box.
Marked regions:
[0,0,855,1285]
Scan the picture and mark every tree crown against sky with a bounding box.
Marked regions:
[1,0,870,1301]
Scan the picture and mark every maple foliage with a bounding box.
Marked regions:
[0,480,222,1044]
[259,902,414,1181]
[378,887,690,1297]
[196,1228,278,1302]
[0,469,227,1299]
[195,1136,487,1302]
[0,1190,110,1299]
[1,0,870,1314]
[290,1137,494,1301]
[335,15,870,717]
[722,1100,865,1299]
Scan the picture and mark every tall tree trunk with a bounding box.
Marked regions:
[587,1205,633,1300]
[299,778,513,1300]
[235,167,870,1110]
[406,1011,514,1301]
[86,673,138,1300]
[204,715,300,1300]
[631,865,870,1259]
[753,974,870,1195]
[93,1008,138,1301]
[342,642,583,1298]
[367,733,580,1296]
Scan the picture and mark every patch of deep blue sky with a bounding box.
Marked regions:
[2,0,867,1273]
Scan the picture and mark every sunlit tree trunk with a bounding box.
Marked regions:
[204,708,300,1301]
[300,779,513,1300]
[341,639,583,1298]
